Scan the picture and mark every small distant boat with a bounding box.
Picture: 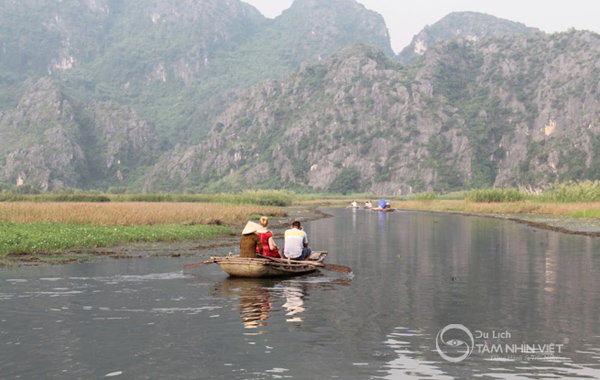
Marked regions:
[372,207,395,212]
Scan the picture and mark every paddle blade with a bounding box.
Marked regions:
[182,260,213,270]
[322,263,352,274]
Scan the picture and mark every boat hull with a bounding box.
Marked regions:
[213,251,327,278]
[372,207,395,212]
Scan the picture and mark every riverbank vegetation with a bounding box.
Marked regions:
[0,190,291,260]
[0,189,294,206]
[298,181,600,219]
[0,222,232,257]
[394,181,600,218]
[3,183,600,262]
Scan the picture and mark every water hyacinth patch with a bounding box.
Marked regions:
[0,222,232,256]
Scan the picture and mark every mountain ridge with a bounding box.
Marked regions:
[143,31,600,194]
[2,1,599,195]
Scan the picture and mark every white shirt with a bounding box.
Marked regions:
[284,228,308,259]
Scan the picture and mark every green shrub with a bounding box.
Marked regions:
[464,188,526,202]
[415,191,437,202]
[534,181,600,203]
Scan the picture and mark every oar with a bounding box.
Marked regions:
[182,259,214,270]
[261,256,352,274]
[321,263,353,274]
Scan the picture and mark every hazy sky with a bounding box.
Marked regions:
[243,0,600,53]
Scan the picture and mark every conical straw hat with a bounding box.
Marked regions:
[242,221,262,235]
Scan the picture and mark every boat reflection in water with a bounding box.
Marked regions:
[213,276,351,331]
[282,284,306,323]
[212,277,309,330]
[239,285,274,330]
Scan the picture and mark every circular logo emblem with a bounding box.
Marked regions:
[436,324,475,363]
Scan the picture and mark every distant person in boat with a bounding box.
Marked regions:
[256,216,281,258]
[378,199,387,209]
[365,200,372,208]
[240,221,263,258]
[349,200,358,208]
[283,220,311,261]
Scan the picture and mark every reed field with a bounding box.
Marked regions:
[0,202,287,258]
[0,202,286,226]
[395,199,600,216]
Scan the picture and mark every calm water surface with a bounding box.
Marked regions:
[2,208,600,379]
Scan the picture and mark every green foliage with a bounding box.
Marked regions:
[414,191,437,202]
[464,188,526,202]
[585,133,600,180]
[0,221,232,256]
[425,135,465,191]
[0,193,110,202]
[374,164,391,183]
[112,190,294,207]
[558,148,588,182]
[534,181,600,203]
[566,210,600,218]
[11,184,40,195]
[329,166,361,195]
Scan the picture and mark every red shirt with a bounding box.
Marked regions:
[257,231,279,258]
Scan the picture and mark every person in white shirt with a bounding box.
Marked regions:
[283,221,311,261]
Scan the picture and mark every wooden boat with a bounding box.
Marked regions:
[372,207,395,212]
[211,251,328,278]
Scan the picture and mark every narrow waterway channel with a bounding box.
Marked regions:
[1,208,599,379]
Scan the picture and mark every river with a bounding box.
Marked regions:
[1,208,600,379]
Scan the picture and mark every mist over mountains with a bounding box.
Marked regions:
[1,0,599,194]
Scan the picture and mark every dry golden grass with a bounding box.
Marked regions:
[0,202,286,226]
[396,200,600,216]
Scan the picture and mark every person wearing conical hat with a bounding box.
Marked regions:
[240,221,263,258]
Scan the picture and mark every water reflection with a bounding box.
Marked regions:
[213,278,276,331]
[282,283,307,323]
[382,327,453,380]
[213,277,316,330]
[378,209,388,229]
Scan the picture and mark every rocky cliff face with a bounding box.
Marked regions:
[0,78,159,190]
[397,12,540,65]
[144,31,600,195]
[0,78,85,189]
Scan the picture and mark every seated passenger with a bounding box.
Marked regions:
[256,216,281,258]
[240,221,263,258]
[282,221,311,261]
